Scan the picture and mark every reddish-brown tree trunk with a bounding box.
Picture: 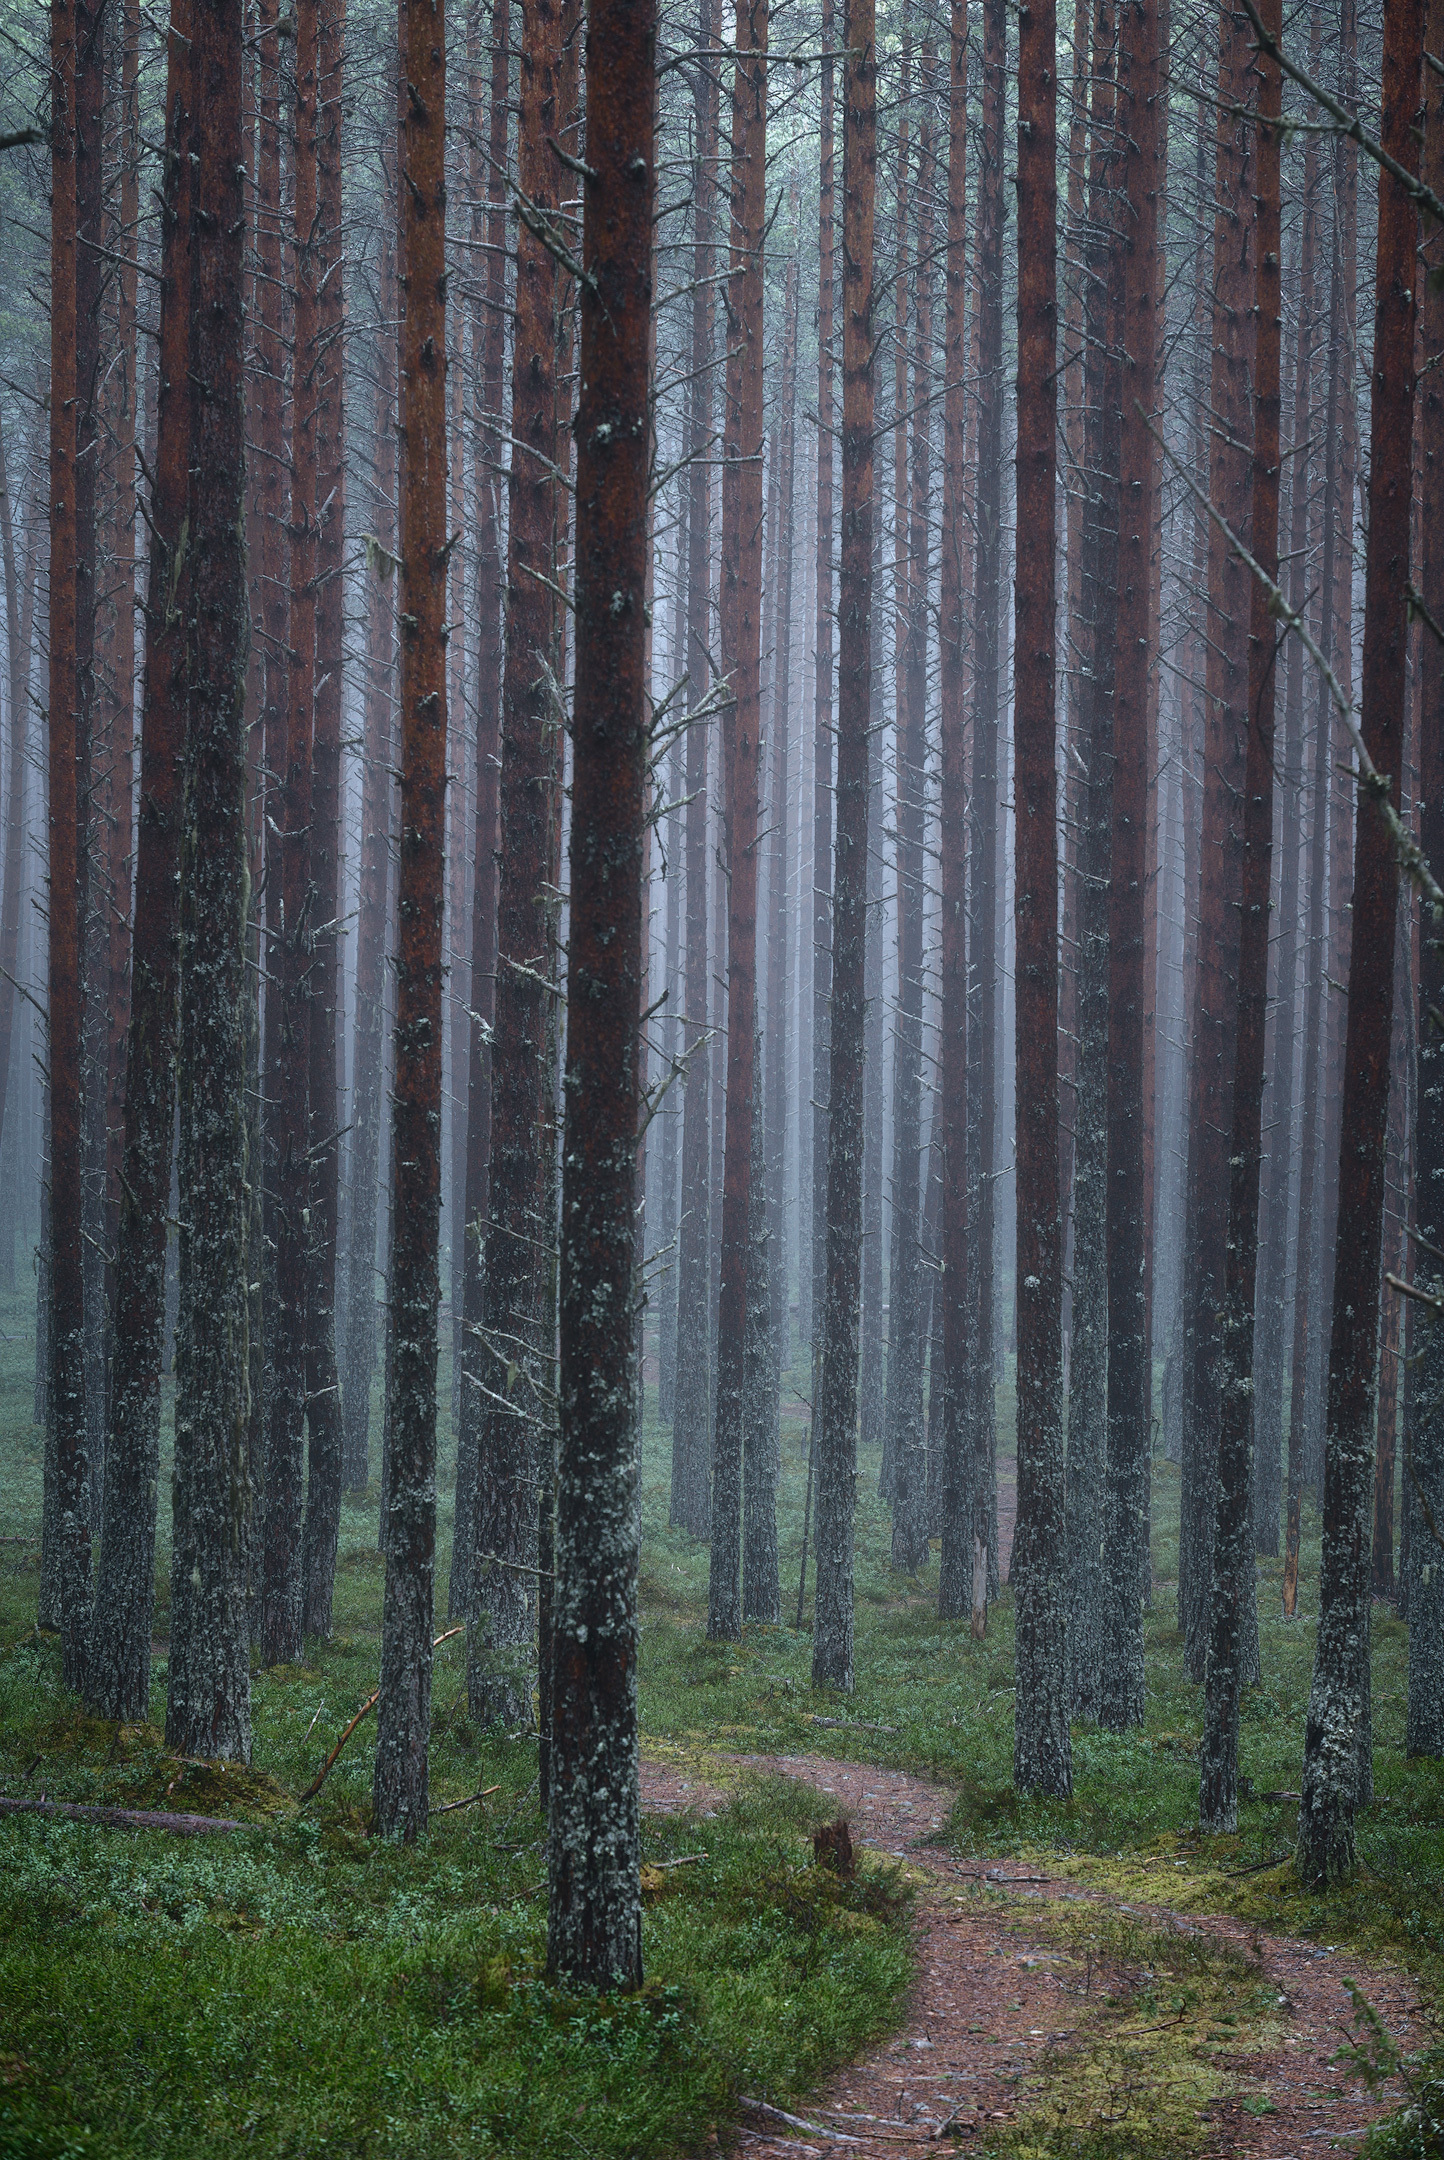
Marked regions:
[1012,0,1068,1797]
[166,0,255,1765]
[373,0,448,1843]
[1101,0,1162,1731]
[545,0,654,1983]
[1298,0,1419,1883]
[706,0,768,1642]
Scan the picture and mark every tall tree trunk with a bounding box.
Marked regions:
[262,0,320,1667]
[706,0,768,1643]
[373,0,448,1841]
[1199,0,1281,1831]
[967,0,1006,1605]
[449,0,509,1614]
[888,47,933,1576]
[0,409,31,1187]
[465,0,563,1719]
[808,0,835,1369]
[1408,0,1444,1758]
[1177,0,1257,1681]
[1298,0,1419,1884]
[936,0,971,1626]
[811,0,875,1690]
[545,0,653,1986]
[1285,7,1339,1620]
[95,0,140,1493]
[1065,0,1122,1722]
[343,212,399,1495]
[671,0,719,1541]
[1100,0,1162,1732]
[1259,95,1319,1572]
[763,191,797,1441]
[301,0,348,1640]
[46,0,92,1686]
[1012,0,1069,1798]
[75,0,105,1537]
[167,0,254,1765]
[85,0,195,1720]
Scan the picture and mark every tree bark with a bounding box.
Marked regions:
[545,0,653,1985]
[463,0,564,1719]
[1298,0,1419,1884]
[1065,0,1122,1723]
[301,0,349,1641]
[967,0,1006,1606]
[85,0,195,1720]
[1012,0,1069,1800]
[261,0,321,1668]
[1408,0,1444,1759]
[810,0,875,1691]
[47,0,92,1687]
[448,0,509,1615]
[808,0,835,1366]
[936,0,971,1626]
[888,43,933,1577]
[1177,0,1257,1681]
[706,0,768,1643]
[166,0,254,1766]
[670,0,720,1541]
[373,0,448,1841]
[1259,88,1319,1576]
[1100,0,1162,1732]
[342,209,399,1496]
[1199,0,1281,1832]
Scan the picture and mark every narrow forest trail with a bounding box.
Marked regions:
[641,1752,1424,2158]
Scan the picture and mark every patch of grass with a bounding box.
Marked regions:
[968,1902,1277,2160]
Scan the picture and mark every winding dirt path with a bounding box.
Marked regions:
[642,1752,1424,2158]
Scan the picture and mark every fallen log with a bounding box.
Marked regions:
[0,1796,241,1836]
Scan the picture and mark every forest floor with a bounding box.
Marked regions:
[642,1750,1423,2158]
[0,1291,1442,2157]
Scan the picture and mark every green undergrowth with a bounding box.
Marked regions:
[0,1694,910,2159]
[3,1279,1444,2154]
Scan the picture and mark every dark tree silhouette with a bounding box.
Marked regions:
[546,0,654,1989]
[810,0,875,1691]
[166,0,255,1766]
[1012,0,1070,1800]
[373,0,448,1842]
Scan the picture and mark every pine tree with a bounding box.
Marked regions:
[811,0,876,1692]
[1012,0,1070,1800]
[373,0,448,1842]
[1298,0,1420,1885]
[546,0,654,1986]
